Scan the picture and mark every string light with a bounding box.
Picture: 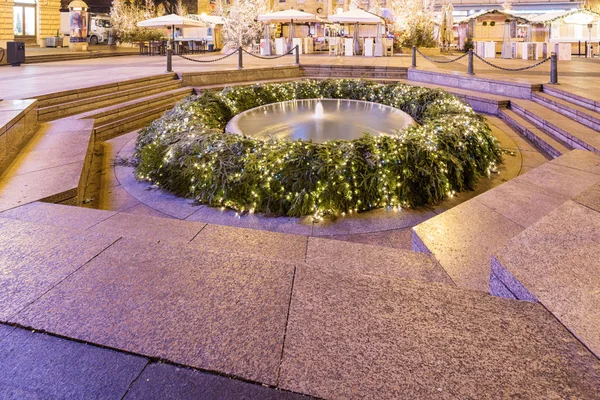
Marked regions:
[134,80,502,219]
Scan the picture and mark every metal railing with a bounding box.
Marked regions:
[166,45,300,72]
[411,46,559,84]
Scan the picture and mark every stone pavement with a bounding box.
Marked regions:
[0,323,308,400]
[1,212,599,399]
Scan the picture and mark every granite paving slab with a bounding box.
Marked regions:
[0,327,147,400]
[13,238,296,386]
[89,211,207,244]
[0,201,116,230]
[549,149,600,175]
[125,362,312,400]
[190,224,308,263]
[513,161,600,199]
[0,324,15,343]
[575,182,600,212]
[492,200,600,358]
[306,237,453,285]
[474,178,569,228]
[0,217,118,320]
[185,205,314,236]
[0,162,83,212]
[412,200,523,292]
[279,266,600,400]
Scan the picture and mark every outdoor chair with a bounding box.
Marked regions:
[138,41,149,56]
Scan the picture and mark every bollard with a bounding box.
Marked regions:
[295,45,300,65]
[166,44,172,73]
[238,46,243,69]
[411,46,416,68]
[550,52,558,84]
[467,49,474,75]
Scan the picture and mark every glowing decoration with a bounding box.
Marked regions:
[134,79,502,218]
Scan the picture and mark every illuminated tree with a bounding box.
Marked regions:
[391,0,436,48]
[220,0,270,48]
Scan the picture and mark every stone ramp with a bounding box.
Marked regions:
[412,150,600,292]
[0,118,94,211]
[491,198,600,359]
[1,216,599,398]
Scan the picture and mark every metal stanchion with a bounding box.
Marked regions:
[238,46,243,69]
[166,43,172,73]
[550,52,558,84]
[467,49,474,75]
[411,46,416,68]
[295,45,299,65]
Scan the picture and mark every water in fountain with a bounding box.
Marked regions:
[314,101,324,120]
[226,99,415,143]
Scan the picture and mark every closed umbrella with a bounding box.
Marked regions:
[440,4,448,49]
[445,3,454,49]
[353,22,360,54]
[374,22,383,56]
[263,23,271,55]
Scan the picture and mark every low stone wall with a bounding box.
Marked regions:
[0,100,38,173]
[181,66,302,87]
[408,69,541,99]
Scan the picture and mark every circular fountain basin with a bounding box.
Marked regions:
[225,99,415,143]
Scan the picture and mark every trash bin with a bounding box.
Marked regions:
[7,41,25,66]
[208,44,214,52]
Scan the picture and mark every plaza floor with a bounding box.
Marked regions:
[1,51,599,399]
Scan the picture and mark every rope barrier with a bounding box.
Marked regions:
[416,48,468,64]
[241,47,297,60]
[473,53,551,71]
[176,50,239,63]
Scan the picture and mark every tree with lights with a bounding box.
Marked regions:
[219,0,270,49]
[391,0,436,48]
[110,0,164,43]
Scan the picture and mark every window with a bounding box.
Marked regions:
[13,3,36,37]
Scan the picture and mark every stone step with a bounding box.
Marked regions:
[90,88,195,141]
[0,202,449,285]
[301,64,408,79]
[532,91,600,132]
[408,68,542,99]
[24,51,139,65]
[2,216,598,398]
[542,84,600,114]
[510,99,600,153]
[498,108,571,158]
[34,73,179,108]
[38,80,183,122]
[83,87,194,126]
[412,150,600,293]
[491,198,600,359]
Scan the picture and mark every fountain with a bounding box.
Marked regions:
[314,100,324,120]
[226,99,415,142]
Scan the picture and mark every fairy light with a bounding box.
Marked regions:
[134,80,503,219]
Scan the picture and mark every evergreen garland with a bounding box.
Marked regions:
[135,79,502,218]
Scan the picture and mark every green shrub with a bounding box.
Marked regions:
[135,79,502,217]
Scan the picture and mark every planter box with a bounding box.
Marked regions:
[398,47,441,56]
[45,37,65,48]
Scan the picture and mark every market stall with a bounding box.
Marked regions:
[328,9,385,56]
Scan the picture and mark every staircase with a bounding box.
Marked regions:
[35,73,190,122]
[0,201,598,399]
